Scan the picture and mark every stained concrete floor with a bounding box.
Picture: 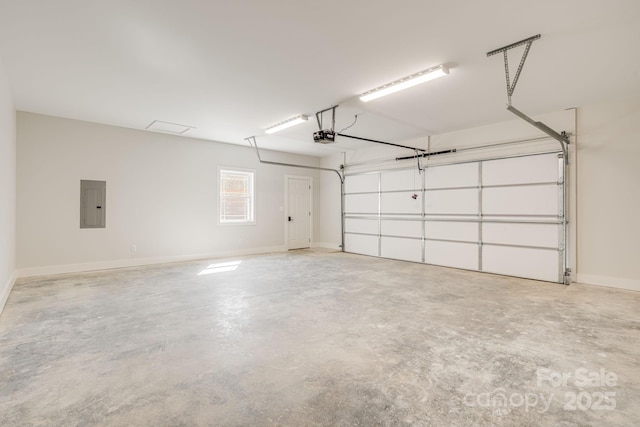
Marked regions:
[0,250,639,426]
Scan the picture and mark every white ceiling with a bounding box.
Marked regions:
[1,0,639,156]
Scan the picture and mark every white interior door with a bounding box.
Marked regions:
[287,176,312,250]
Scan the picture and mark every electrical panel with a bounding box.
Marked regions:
[80,180,106,228]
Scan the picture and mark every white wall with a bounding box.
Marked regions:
[0,57,16,314]
[17,112,321,276]
[576,96,640,291]
[317,153,344,249]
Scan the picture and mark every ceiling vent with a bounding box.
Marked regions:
[146,120,194,135]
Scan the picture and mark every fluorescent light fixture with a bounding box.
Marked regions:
[265,115,308,134]
[359,64,449,102]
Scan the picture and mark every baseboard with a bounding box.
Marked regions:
[312,242,342,250]
[576,273,640,292]
[16,245,287,279]
[0,270,17,316]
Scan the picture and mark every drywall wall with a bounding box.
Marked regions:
[0,57,16,314]
[17,113,321,276]
[317,153,343,249]
[576,95,640,291]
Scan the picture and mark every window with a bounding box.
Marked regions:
[219,169,255,224]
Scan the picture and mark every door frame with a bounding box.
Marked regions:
[284,175,313,250]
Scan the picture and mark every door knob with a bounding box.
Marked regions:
[288,216,292,222]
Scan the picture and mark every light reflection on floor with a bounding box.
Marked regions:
[198,260,241,276]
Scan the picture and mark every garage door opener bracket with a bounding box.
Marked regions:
[487,34,570,162]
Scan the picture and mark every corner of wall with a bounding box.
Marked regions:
[574,96,640,288]
[0,271,17,315]
[576,274,640,293]
[312,242,342,251]
[0,54,17,318]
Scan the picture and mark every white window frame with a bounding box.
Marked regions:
[218,167,256,225]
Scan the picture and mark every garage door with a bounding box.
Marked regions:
[343,152,568,283]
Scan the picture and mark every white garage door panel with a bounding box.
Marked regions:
[345,218,378,235]
[483,186,558,215]
[425,241,478,270]
[344,173,378,193]
[381,169,416,192]
[425,189,478,214]
[345,194,378,213]
[483,153,559,186]
[483,245,559,282]
[425,221,478,242]
[426,162,478,188]
[381,220,421,238]
[381,192,422,214]
[381,237,422,262]
[343,152,566,284]
[345,234,378,257]
[483,223,559,248]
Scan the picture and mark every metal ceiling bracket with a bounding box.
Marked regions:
[487,34,569,163]
[487,34,541,105]
[316,106,338,131]
[506,105,569,160]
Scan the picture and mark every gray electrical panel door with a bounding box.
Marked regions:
[80,180,106,228]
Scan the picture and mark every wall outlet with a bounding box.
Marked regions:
[130,244,137,254]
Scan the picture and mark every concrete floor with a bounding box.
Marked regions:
[0,250,639,426]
